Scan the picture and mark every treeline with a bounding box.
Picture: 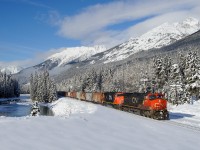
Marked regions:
[57,51,200,105]
[57,60,152,93]
[0,72,20,98]
[30,70,57,103]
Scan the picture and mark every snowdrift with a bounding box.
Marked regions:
[50,97,97,117]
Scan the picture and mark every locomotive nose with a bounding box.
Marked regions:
[152,99,167,110]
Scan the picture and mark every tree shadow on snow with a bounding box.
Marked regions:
[169,112,194,120]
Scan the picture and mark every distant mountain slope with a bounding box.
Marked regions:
[15,17,200,85]
[14,45,106,84]
[54,28,200,84]
[33,45,106,70]
[99,17,200,63]
[0,66,23,74]
[132,29,200,60]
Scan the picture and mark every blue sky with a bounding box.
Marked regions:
[0,0,200,67]
[0,0,109,62]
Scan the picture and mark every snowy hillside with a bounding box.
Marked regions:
[0,66,23,74]
[1,96,200,150]
[14,45,106,84]
[46,45,106,67]
[14,17,200,85]
[102,17,200,63]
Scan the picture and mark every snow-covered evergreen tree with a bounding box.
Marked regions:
[30,74,34,100]
[184,51,200,103]
[168,64,185,104]
[0,71,20,98]
[153,57,165,92]
[48,79,58,102]
[96,69,103,92]
[30,70,57,103]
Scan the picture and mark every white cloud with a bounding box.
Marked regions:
[54,0,200,48]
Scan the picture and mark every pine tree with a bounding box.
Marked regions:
[153,57,164,92]
[184,51,200,103]
[97,69,103,92]
[30,74,34,100]
[0,71,20,98]
[48,80,58,102]
[168,64,185,104]
[29,70,58,103]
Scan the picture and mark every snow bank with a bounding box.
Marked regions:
[1,96,200,150]
[168,100,200,117]
[168,100,200,127]
[50,97,97,117]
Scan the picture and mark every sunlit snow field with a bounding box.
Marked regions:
[0,95,200,150]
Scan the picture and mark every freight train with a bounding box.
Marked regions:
[58,91,169,120]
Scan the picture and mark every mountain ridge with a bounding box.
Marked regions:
[100,17,200,64]
[0,66,23,74]
[14,17,200,85]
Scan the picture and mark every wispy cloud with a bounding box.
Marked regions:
[51,0,200,48]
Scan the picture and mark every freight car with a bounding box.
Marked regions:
[65,91,169,120]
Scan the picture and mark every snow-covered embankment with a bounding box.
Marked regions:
[49,97,97,117]
[168,100,200,128]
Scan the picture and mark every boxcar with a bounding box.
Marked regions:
[65,92,68,97]
[70,92,77,99]
[92,92,104,104]
[85,92,93,101]
[80,92,86,100]
[67,92,71,97]
[76,92,81,100]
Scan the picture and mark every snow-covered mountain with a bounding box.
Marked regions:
[101,17,200,63]
[0,66,23,74]
[14,45,107,84]
[15,17,200,85]
[46,45,106,67]
[33,45,106,72]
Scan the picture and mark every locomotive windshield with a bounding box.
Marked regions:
[149,95,156,100]
[148,94,164,100]
[157,95,163,99]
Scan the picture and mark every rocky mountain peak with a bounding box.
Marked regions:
[102,17,200,63]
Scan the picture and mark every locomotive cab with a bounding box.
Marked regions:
[144,93,167,110]
[143,93,169,120]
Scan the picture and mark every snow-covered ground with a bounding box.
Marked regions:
[168,101,200,128]
[0,96,200,150]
